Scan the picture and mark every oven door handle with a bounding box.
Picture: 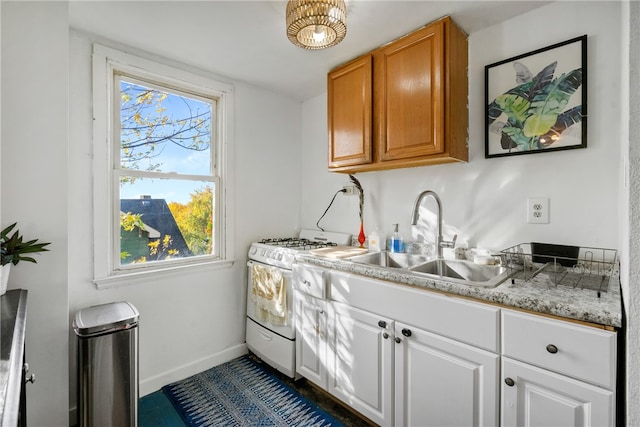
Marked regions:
[247,260,293,278]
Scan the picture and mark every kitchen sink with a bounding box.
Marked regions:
[346,251,512,287]
[347,251,432,269]
[409,258,511,288]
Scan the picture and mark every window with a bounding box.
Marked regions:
[92,44,234,287]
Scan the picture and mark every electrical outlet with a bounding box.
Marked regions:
[343,185,357,196]
[527,197,549,224]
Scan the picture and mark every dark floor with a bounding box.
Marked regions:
[140,391,187,427]
[139,354,376,427]
[250,355,376,427]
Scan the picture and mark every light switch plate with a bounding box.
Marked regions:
[527,197,549,224]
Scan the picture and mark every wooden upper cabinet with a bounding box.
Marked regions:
[375,20,445,161]
[328,16,469,173]
[328,55,372,168]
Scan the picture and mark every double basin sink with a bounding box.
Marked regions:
[346,251,511,288]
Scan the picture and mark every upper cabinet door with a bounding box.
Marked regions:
[328,55,373,168]
[327,16,468,173]
[375,20,445,161]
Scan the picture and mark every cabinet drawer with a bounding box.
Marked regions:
[330,271,500,352]
[293,264,327,299]
[502,310,616,389]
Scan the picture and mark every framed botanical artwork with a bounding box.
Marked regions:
[485,35,587,158]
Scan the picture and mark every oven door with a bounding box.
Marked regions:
[246,260,295,339]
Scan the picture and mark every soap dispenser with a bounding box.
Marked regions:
[390,224,404,253]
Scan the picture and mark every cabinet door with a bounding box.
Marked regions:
[394,322,499,427]
[502,310,616,389]
[328,302,394,426]
[501,357,614,427]
[328,54,373,168]
[294,291,328,388]
[374,20,445,161]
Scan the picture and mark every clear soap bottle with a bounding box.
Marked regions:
[390,224,404,253]
[368,229,383,252]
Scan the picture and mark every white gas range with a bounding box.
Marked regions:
[246,229,351,378]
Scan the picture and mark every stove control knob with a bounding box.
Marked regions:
[275,253,283,260]
[249,247,257,256]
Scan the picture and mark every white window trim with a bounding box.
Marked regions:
[92,44,235,288]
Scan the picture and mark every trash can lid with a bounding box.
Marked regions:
[73,301,139,337]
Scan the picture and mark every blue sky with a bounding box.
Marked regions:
[119,79,214,205]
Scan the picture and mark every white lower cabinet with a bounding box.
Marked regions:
[501,357,614,427]
[294,289,329,388]
[394,321,499,427]
[293,264,617,427]
[294,264,500,426]
[295,281,394,425]
[328,302,394,425]
[500,310,616,427]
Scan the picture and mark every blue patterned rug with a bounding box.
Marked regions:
[162,355,344,427]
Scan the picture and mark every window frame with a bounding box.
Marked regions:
[92,44,234,288]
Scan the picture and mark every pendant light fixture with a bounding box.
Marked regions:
[286,0,347,50]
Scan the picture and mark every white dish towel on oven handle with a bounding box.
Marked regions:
[251,263,288,326]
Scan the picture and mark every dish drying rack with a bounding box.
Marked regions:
[500,243,618,296]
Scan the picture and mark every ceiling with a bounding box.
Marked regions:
[69,0,551,102]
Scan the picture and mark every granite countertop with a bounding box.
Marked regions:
[296,254,622,329]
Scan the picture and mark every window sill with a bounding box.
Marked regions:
[93,258,235,289]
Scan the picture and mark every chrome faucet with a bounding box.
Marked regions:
[410,190,456,259]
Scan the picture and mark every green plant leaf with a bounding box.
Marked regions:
[487,80,535,125]
[538,106,583,146]
[1,223,51,266]
[495,94,531,124]
[527,61,558,101]
[501,126,534,149]
[523,68,583,137]
[1,223,17,240]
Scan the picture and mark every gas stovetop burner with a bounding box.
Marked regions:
[258,237,338,250]
[250,230,352,269]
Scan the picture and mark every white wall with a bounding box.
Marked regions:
[1,2,70,426]
[67,29,302,413]
[301,1,622,255]
[2,2,302,423]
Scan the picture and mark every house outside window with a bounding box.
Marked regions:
[92,44,234,287]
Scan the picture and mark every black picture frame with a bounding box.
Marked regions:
[485,35,587,158]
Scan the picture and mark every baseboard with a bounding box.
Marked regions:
[68,344,248,426]
[140,344,248,396]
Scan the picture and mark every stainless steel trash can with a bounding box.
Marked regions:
[73,302,139,427]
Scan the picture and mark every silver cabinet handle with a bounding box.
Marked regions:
[395,337,401,344]
[383,332,389,339]
[546,344,558,354]
[504,377,515,387]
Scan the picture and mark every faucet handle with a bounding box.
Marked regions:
[440,234,458,249]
